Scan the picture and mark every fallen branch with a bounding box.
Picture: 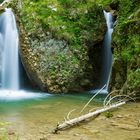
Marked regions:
[105,95,135,106]
[103,90,120,106]
[53,101,126,133]
[80,84,106,114]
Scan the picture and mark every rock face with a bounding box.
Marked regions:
[16,1,106,93]
[111,0,140,97]
[111,58,127,91]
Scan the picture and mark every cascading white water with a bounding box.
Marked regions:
[90,11,113,94]
[100,11,113,91]
[0,8,19,90]
[0,8,50,100]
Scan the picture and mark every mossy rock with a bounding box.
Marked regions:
[112,0,140,96]
[16,0,107,93]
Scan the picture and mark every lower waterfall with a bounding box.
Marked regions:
[0,8,19,90]
[0,8,49,100]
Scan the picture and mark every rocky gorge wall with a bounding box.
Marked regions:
[13,0,107,93]
[8,0,140,96]
[110,0,140,98]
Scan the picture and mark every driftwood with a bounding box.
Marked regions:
[53,101,126,133]
[80,84,106,113]
[53,85,132,133]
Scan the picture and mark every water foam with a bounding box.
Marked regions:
[0,90,50,101]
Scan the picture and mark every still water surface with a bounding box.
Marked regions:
[0,92,140,140]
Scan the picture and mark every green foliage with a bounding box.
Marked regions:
[128,69,140,89]
[104,111,113,118]
[11,0,139,93]
[0,0,3,3]
[0,122,15,140]
[113,0,140,92]
[97,0,113,6]
[16,0,108,93]
[20,0,105,47]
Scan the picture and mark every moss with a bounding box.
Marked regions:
[20,0,105,47]
[12,0,107,93]
[104,111,113,118]
[128,69,140,90]
[113,0,140,93]
[10,0,139,93]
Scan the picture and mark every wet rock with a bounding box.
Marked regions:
[111,1,140,97]
[110,57,127,92]
[8,130,15,135]
[18,2,106,93]
[109,0,119,11]
[0,7,5,13]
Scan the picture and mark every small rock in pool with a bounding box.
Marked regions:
[8,131,15,135]
[40,137,48,140]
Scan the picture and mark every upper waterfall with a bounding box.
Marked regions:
[100,11,113,91]
[0,8,19,90]
[90,11,114,94]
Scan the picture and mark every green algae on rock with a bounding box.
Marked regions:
[17,0,107,93]
[112,0,140,96]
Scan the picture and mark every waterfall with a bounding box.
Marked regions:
[100,11,113,91]
[0,8,19,90]
[90,11,113,94]
[0,8,50,100]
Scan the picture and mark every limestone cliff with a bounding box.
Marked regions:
[111,0,140,97]
[14,0,106,93]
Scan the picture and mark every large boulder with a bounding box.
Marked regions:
[16,0,107,93]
